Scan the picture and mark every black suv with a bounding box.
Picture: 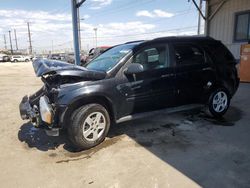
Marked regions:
[20,36,239,149]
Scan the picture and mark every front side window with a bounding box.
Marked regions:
[173,44,204,66]
[133,45,169,71]
[85,43,138,72]
[234,11,250,42]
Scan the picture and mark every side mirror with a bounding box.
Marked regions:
[124,63,144,75]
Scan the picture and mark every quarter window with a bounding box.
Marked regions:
[234,11,250,42]
[134,45,169,71]
[173,44,204,66]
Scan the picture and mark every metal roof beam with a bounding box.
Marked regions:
[76,0,86,8]
[191,0,206,20]
[208,0,227,21]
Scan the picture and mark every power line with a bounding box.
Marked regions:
[35,25,199,49]
[48,3,71,15]
[85,0,155,19]
[89,25,199,39]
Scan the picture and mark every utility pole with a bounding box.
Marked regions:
[93,28,97,47]
[3,34,7,49]
[52,40,54,53]
[8,31,13,55]
[27,22,32,54]
[71,0,86,65]
[14,29,18,50]
[197,0,203,35]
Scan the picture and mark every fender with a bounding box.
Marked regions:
[60,95,115,129]
[56,83,117,129]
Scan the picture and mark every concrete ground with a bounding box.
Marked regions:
[0,62,250,188]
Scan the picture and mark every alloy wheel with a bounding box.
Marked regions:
[82,112,106,142]
[212,91,228,113]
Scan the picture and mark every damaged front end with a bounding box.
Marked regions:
[19,86,59,136]
[19,59,106,136]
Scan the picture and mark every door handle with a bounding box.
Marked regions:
[161,74,174,78]
[202,67,213,71]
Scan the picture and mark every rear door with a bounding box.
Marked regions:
[173,43,216,105]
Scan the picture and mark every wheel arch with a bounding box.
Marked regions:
[212,80,233,98]
[60,95,115,129]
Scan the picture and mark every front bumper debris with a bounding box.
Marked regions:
[19,95,59,136]
[19,95,37,122]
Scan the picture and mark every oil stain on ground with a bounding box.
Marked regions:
[56,136,123,163]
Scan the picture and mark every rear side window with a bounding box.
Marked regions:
[205,42,235,63]
[173,44,205,66]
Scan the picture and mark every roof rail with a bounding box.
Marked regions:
[125,40,145,44]
[152,35,215,41]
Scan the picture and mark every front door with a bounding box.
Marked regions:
[116,43,176,116]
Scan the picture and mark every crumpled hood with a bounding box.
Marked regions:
[32,59,106,80]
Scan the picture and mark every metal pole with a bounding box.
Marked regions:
[71,0,81,65]
[14,29,18,50]
[205,0,209,36]
[191,0,206,20]
[52,40,54,53]
[8,31,13,55]
[77,8,82,53]
[3,34,7,49]
[27,22,32,54]
[94,28,97,47]
[197,0,203,35]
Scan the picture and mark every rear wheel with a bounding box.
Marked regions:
[68,104,110,150]
[208,88,230,118]
[14,59,18,62]
[25,59,29,62]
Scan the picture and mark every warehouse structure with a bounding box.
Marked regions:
[204,0,250,60]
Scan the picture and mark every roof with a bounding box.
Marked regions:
[151,35,215,42]
[124,36,216,46]
[118,36,218,52]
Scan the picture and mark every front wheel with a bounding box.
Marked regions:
[208,88,230,118]
[68,104,110,150]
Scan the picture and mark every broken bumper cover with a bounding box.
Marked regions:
[19,95,37,121]
[19,95,59,136]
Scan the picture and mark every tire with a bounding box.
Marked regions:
[68,104,110,150]
[25,59,29,62]
[14,59,18,63]
[208,88,230,118]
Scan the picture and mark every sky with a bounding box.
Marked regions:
[0,0,205,53]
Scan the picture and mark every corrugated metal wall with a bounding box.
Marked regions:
[207,0,250,59]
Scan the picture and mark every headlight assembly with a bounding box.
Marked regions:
[39,96,53,124]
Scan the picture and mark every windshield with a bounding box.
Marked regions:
[85,43,137,72]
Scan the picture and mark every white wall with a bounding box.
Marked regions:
[207,0,250,59]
